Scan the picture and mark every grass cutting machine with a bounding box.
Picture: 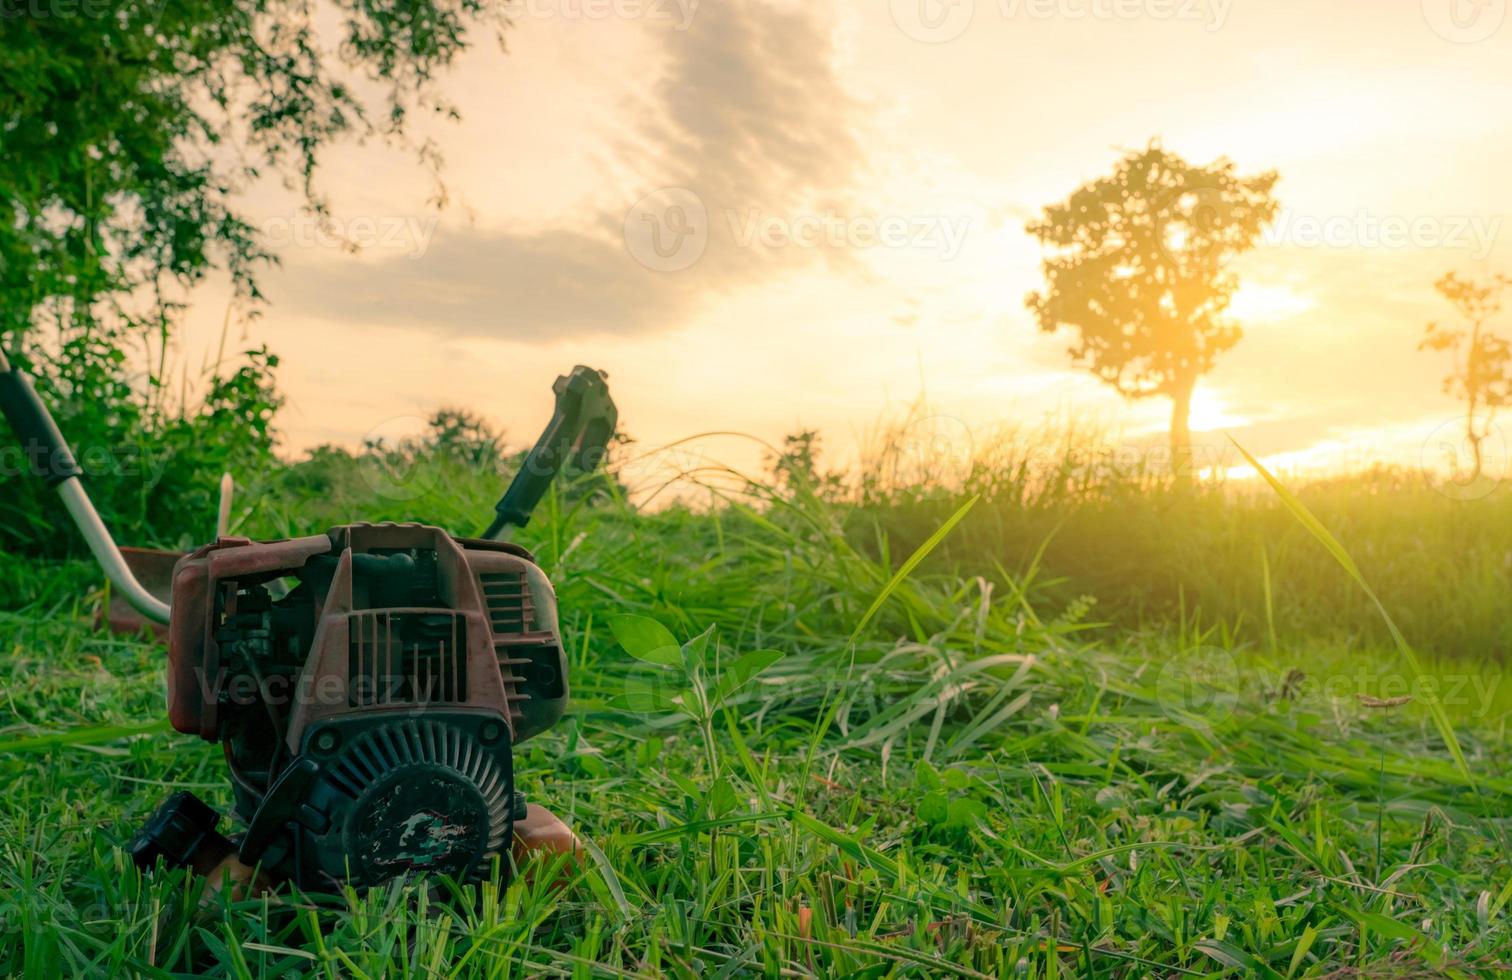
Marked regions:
[0,352,616,891]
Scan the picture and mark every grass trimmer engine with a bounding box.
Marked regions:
[0,354,616,889]
[168,524,565,886]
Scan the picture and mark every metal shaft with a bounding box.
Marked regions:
[56,468,172,624]
[0,348,172,624]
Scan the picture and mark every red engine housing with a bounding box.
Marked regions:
[164,523,569,752]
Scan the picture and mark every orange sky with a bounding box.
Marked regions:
[175,0,1512,488]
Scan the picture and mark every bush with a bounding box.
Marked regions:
[0,325,281,556]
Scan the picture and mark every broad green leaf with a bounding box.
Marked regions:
[607,614,683,665]
[712,648,784,704]
[917,790,948,826]
[707,777,739,818]
[945,796,988,830]
[914,757,943,791]
[579,836,635,920]
[684,624,716,669]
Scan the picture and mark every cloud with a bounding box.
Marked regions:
[645,0,861,225]
[278,227,700,340]
[273,1,865,339]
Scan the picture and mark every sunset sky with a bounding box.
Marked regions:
[176,0,1512,488]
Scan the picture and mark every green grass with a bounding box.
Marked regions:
[863,465,1512,664]
[0,454,1509,976]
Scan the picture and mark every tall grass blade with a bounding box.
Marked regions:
[848,494,979,646]
[1229,438,1474,786]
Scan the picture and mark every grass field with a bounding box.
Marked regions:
[1,446,1509,977]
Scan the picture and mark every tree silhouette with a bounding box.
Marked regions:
[1421,271,1512,479]
[1025,144,1278,479]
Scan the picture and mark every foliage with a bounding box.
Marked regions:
[1025,143,1279,472]
[767,429,844,497]
[423,407,508,468]
[256,408,623,537]
[608,614,784,783]
[0,0,499,555]
[0,0,496,342]
[0,327,282,556]
[1421,270,1512,479]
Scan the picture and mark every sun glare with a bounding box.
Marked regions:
[1186,389,1250,433]
[1226,282,1316,324]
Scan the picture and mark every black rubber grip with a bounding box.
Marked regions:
[0,362,83,486]
[481,366,616,537]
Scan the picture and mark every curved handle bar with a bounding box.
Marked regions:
[0,350,172,624]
